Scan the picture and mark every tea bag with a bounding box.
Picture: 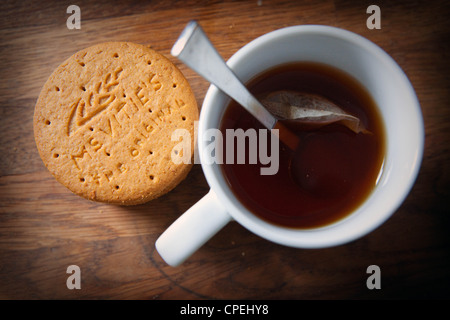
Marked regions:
[260,90,369,134]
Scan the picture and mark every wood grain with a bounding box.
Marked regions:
[1,0,450,300]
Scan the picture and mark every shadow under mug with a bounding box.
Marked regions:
[156,25,424,267]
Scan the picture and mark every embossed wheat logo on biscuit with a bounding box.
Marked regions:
[67,67,123,136]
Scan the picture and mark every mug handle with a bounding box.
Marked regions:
[155,189,231,266]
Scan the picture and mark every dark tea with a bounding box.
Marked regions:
[220,62,386,229]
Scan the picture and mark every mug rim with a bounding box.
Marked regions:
[198,24,424,248]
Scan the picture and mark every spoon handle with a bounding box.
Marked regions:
[171,20,277,130]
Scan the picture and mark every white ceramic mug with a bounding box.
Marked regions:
[155,25,424,267]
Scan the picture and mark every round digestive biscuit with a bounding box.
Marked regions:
[33,42,198,205]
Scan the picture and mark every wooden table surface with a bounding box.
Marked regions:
[1,0,449,300]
